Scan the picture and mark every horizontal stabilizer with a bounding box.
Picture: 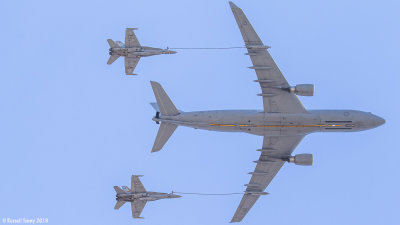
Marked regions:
[107,55,120,65]
[114,200,126,210]
[114,186,125,194]
[107,39,119,48]
[152,122,177,152]
[150,81,179,116]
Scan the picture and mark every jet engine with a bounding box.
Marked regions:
[289,84,314,96]
[289,154,313,166]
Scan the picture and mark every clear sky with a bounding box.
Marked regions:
[0,0,399,224]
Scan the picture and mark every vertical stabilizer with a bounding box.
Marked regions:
[150,81,179,116]
[152,122,177,152]
[122,186,131,192]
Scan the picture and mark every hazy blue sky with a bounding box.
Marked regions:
[1,0,399,224]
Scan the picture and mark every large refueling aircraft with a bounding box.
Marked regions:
[107,28,176,75]
[147,2,385,222]
[114,175,181,219]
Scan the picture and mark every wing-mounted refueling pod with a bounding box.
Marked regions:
[288,84,314,96]
[244,191,270,196]
[288,154,313,165]
[251,153,314,166]
[276,84,315,96]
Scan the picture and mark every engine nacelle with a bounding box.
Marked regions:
[289,154,313,166]
[290,84,314,96]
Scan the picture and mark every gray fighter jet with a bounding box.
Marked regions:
[114,175,181,219]
[148,1,385,222]
[107,28,176,75]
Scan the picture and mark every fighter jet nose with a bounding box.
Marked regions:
[163,50,177,54]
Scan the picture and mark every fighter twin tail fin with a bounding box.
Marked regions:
[107,39,120,65]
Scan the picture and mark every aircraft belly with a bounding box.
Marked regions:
[310,110,370,132]
[112,49,128,56]
[179,122,243,133]
[174,111,322,136]
[139,197,157,201]
[280,113,322,135]
[175,110,261,133]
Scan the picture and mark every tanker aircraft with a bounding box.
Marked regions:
[148,1,385,222]
[107,28,176,75]
[114,175,181,219]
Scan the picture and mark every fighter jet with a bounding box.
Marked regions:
[114,175,181,219]
[107,28,176,75]
[147,2,385,222]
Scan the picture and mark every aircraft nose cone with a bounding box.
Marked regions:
[374,115,385,127]
[162,50,176,54]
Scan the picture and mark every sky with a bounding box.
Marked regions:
[0,0,399,224]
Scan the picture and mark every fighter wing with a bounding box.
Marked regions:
[229,2,306,113]
[125,56,140,75]
[125,28,140,47]
[231,135,305,222]
[131,200,147,219]
[131,175,146,193]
